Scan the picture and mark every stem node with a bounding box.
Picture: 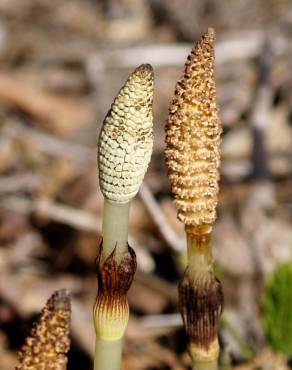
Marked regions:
[94,243,137,341]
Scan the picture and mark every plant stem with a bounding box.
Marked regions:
[186,225,213,283]
[94,338,122,370]
[220,347,232,370]
[192,360,218,370]
[102,199,130,263]
[182,225,221,369]
[94,199,135,370]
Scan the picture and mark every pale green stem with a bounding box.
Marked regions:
[102,199,130,263]
[220,348,232,370]
[94,338,122,370]
[186,229,214,283]
[95,199,130,370]
[192,360,218,370]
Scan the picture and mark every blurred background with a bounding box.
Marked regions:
[0,0,292,369]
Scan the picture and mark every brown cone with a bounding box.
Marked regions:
[16,290,71,370]
[165,28,221,227]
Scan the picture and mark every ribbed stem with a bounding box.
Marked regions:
[102,199,130,263]
[94,338,122,370]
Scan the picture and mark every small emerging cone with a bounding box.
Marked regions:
[165,28,221,227]
[16,290,71,370]
[98,64,154,204]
